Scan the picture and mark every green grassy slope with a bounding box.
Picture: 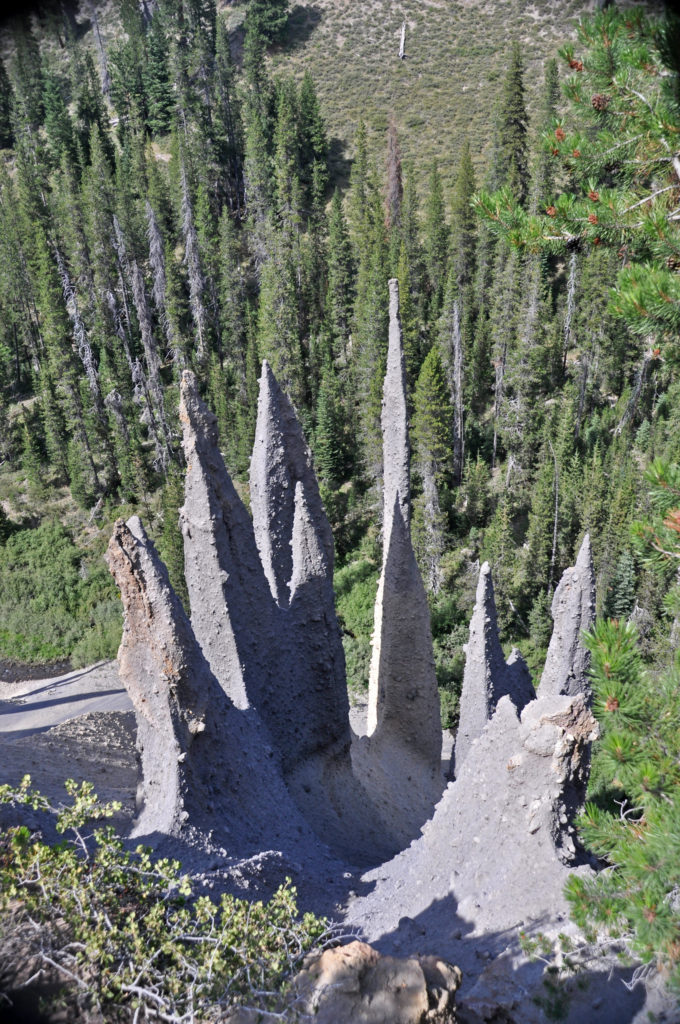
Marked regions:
[237,0,608,193]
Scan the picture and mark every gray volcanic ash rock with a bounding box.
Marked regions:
[452,561,535,776]
[100,278,662,1022]
[537,533,596,700]
[106,515,339,870]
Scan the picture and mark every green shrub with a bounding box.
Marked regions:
[0,777,332,1022]
[0,522,121,665]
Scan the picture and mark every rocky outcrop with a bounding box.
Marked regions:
[250,360,334,609]
[347,690,599,958]
[228,942,462,1024]
[367,498,442,771]
[452,562,535,776]
[248,360,350,773]
[381,277,410,539]
[106,515,214,837]
[294,941,461,1024]
[179,370,271,711]
[106,516,338,864]
[537,534,596,700]
[366,279,441,775]
[180,365,349,777]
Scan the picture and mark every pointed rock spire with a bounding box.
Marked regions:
[179,370,272,710]
[106,516,337,863]
[366,279,441,774]
[382,278,410,539]
[367,497,442,769]
[538,534,596,699]
[452,562,535,775]
[246,361,349,772]
[106,515,220,837]
[250,360,333,608]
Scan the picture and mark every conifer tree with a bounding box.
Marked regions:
[245,0,290,44]
[351,182,388,488]
[11,21,44,132]
[412,346,452,592]
[423,160,449,321]
[490,40,529,206]
[42,70,77,169]
[385,116,403,267]
[257,224,304,409]
[144,10,174,135]
[449,140,477,293]
[298,70,328,204]
[325,189,354,360]
[213,17,244,213]
[0,57,15,149]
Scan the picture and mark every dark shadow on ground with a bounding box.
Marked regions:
[370,894,648,1024]
[283,4,322,50]
[328,136,353,191]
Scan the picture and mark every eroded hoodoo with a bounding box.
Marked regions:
[108,277,598,945]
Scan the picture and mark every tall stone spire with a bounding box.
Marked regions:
[452,562,535,775]
[537,533,596,700]
[179,370,271,710]
[106,516,338,862]
[368,498,442,768]
[366,279,441,773]
[106,515,221,838]
[250,360,333,608]
[246,361,348,772]
[382,277,410,539]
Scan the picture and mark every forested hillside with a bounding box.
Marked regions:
[0,0,678,732]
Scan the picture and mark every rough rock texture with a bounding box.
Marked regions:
[368,499,443,770]
[347,692,599,963]
[181,366,349,777]
[452,563,535,776]
[294,941,462,1024]
[248,360,350,773]
[250,360,334,608]
[179,370,272,711]
[227,941,461,1024]
[105,516,337,865]
[106,515,214,837]
[381,277,411,539]
[366,279,442,776]
[537,534,596,700]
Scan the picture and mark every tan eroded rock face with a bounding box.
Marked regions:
[294,941,461,1024]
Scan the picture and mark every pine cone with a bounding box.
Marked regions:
[591,93,610,111]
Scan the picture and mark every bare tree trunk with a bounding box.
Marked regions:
[86,0,111,100]
[614,349,653,436]
[180,164,209,364]
[442,298,464,485]
[492,339,507,470]
[55,246,106,424]
[561,251,577,373]
[399,21,406,59]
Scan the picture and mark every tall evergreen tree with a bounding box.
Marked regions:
[490,40,529,206]
[0,57,15,149]
[423,160,449,321]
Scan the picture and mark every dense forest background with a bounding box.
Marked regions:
[0,0,678,737]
